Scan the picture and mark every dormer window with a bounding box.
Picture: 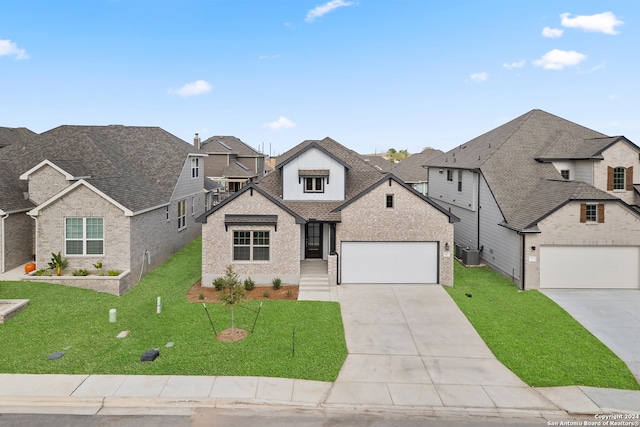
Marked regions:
[304,177,324,193]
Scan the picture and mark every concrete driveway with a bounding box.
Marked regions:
[330,284,556,410]
[542,289,640,383]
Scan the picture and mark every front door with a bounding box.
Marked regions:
[305,223,323,259]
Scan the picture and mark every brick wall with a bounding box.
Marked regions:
[594,142,640,205]
[2,212,34,272]
[35,184,131,276]
[337,179,455,285]
[202,190,300,286]
[524,201,640,289]
[28,165,70,205]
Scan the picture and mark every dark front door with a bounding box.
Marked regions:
[305,223,323,259]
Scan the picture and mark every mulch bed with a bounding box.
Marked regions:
[186,279,299,302]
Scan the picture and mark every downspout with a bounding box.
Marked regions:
[1,213,8,273]
[520,232,526,290]
[476,171,481,250]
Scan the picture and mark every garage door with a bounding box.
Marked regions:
[540,246,639,289]
[340,241,438,284]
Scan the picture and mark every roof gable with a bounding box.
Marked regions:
[276,140,352,171]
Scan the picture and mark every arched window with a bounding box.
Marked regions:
[607,166,633,191]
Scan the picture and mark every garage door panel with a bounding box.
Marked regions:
[341,241,438,284]
[540,246,639,289]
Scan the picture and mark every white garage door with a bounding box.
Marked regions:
[341,241,438,284]
[540,246,639,289]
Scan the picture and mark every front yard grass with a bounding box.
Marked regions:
[447,262,640,390]
[0,238,347,381]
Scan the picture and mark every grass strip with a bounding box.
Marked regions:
[446,262,639,389]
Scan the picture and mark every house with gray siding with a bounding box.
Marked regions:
[0,125,207,294]
[197,137,458,288]
[426,109,640,290]
[391,148,444,195]
[196,135,267,200]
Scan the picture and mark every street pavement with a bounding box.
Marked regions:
[1,266,639,419]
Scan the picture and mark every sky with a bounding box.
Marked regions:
[1,1,638,156]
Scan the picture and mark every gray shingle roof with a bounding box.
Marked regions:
[391,149,444,183]
[0,125,199,214]
[426,109,619,231]
[256,137,389,221]
[200,135,262,156]
[362,155,393,173]
[0,127,35,149]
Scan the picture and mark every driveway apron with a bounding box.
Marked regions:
[329,284,556,410]
[542,289,640,383]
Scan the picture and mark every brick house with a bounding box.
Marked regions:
[197,137,458,287]
[425,109,640,289]
[0,125,208,294]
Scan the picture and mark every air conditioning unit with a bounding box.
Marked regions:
[461,248,480,266]
[455,243,465,259]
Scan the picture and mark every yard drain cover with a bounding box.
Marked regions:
[48,352,65,360]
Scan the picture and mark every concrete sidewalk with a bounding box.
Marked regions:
[0,280,639,418]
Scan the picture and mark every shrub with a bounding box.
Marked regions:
[213,277,225,291]
[72,269,89,276]
[272,277,281,290]
[107,270,120,276]
[244,277,255,291]
[34,268,51,276]
[286,289,293,299]
[263,290,270,298]
[198,293,205,300]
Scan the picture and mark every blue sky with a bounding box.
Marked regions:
[1,1,638,155]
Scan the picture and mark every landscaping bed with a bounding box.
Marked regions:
[187,279,299,302]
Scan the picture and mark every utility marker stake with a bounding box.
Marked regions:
[251,302,263,333]
[203,303,217,335]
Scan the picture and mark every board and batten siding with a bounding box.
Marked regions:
[281,147,346,201]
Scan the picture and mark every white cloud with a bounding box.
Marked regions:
[470,72,488,82]
[305,0,354,23]
[265,116,295,131]
[259,54,281,60]
[560,11,623,35]
[542,27,564,38]
[0,39,29,60]
[503,60,525,70]
[533,49,586,70]
[169,80,212,97]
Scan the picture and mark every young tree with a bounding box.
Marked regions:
[218,265,246,331]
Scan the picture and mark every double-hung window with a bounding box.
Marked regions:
[191,158,199,178]
[65,217,104,255]
[233,231,270,261]
[178,200,186,230]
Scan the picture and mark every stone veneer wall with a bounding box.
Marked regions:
[202,190,300,286]
[26,271,132,295]
[523,200,640,289]
[2,212,34,272]
[337,179,455,285]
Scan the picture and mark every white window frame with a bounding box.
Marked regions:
[65,217,104,256]
[191,158,199,179]
[178,200,186,230]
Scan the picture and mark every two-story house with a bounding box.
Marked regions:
[426,109,640,290]
[391,148,444,195]
[196,135,267,201]
[0,125,207,294]
[197,137,458,287]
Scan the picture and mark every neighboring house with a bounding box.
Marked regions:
[426,109,640,290]
[391,148,444,195]
[0,125,207,295]
[197,137,458,287]
[196,135,267,201]
[361,155,394,173]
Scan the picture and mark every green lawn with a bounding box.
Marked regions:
[447,262,640,390]
[0,238,348,381]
